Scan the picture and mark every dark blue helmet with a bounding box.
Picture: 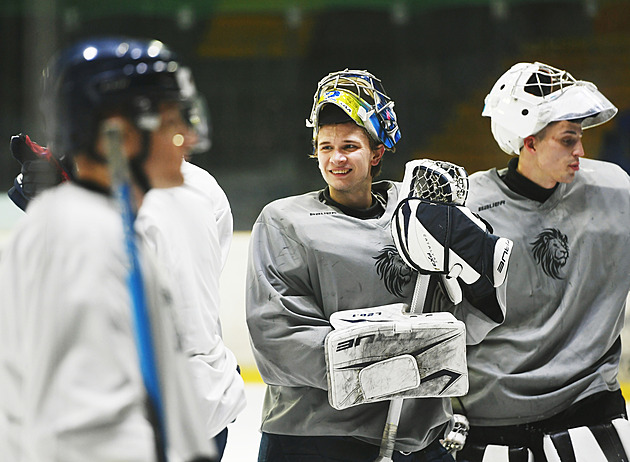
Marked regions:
[41,36,210,165]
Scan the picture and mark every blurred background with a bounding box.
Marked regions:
[1,2,629,458]
[1,0,629,231]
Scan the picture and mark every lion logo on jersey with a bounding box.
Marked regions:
[374,245,414,297]
[530,228,569,279]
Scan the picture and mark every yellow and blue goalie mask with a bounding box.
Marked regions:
[306,69,401,150]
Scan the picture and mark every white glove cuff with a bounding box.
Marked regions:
[492,238,513,287]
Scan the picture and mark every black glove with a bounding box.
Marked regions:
[392,198,512,322]
[8,134,69,211]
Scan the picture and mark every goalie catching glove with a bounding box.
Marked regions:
[392,172,512,309]
[392,197,512,287]
[325,304,467,410]
[392,159,511,308]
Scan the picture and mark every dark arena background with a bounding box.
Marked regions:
[1,0,629,230]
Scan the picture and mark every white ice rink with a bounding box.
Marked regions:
[221,383,265,461]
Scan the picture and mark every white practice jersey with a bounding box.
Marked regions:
[246,180,501,453]
[0,182,214,461]
[136,161,246,439]
[461,158,630,426]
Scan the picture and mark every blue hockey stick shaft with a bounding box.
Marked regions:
[103,120,168,462]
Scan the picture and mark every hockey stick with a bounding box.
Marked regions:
[373,282,426,461]
[102,120,168,462]
[375,160,469,462]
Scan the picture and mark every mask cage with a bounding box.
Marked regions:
[520,63,577,99]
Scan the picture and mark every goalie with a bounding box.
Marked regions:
[245,69,512,462]
[450,62,630,462]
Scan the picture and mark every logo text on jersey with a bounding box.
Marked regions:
[310,211,338,216]
[478,200,506,212]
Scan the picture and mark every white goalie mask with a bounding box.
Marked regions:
[306,69,401,150]
[482,62,618,155]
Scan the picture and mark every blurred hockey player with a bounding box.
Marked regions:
[454,62,630,461]
[5,40,246,459]
[245,69,509,462]
[0,37,217,461]
[134,91,246,461]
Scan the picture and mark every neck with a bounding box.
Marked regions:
[329,186,373,209]
[74,155,111,188]
[516,152,557,189]
[502,157,557,202]
[322,186,385,219]
[74,154,146,206]
[143,157,184,188]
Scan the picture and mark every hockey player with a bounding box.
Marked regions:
[134,111,247,459]
[4,41,247,459]
[0,37,217,461]
[245,69,508,462]
[453,62,630,461]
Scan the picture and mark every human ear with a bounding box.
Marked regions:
[523,136,536,154]
[371,145,385,165]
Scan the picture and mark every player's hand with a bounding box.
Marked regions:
[391,197,512,289]
[8,134,69,210]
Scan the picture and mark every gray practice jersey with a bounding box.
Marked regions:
[460,158,630,426]
[246,180,453,453]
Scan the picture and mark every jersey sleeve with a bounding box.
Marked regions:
[180,160,233,268]
[246,216,331,390]
[210,183,233,269]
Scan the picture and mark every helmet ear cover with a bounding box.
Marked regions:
[306,69,401,152]
[482,62,617,155]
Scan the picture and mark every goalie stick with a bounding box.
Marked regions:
[103,120,168,462]
[375,159,469,462]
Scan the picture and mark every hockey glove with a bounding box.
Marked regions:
[8,134,70,211]
[391,197,512,310]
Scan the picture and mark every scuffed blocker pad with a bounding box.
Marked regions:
[325,312,467,410]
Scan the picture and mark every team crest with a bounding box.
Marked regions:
[530,228,569,279]
[374,245,414,297]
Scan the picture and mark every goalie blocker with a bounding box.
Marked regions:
[325,304,467,410]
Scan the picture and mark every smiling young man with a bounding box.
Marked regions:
[315,118,385,209]
[452,62,630,461]
[245,70,460,462]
